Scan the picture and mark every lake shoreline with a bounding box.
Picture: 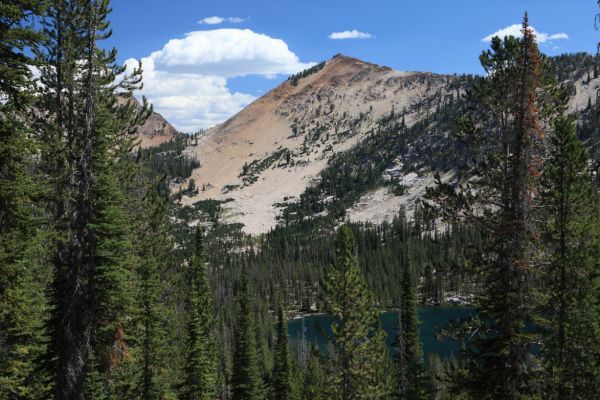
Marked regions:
[286,301,477,321]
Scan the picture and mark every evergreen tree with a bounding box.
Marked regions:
[301,348,325,400]
[231,263,263,400]
[395,248,427,399]
[0,1,47,398]
[426,15,552,399]
[36,0,148,397]
[325,225,393,400]
[181,227,218,399]
[271,306,293,400]
[540,115,600,399]
[393,308,408,398]
[134,185,171,399]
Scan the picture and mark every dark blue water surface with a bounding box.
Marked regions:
[288,306,476,359]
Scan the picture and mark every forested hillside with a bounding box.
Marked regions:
[1,2,599,400]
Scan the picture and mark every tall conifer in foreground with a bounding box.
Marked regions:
[135,184,171,399]
[0,2,48,397]
[540,115,600,399]
[325,225,393,400]
[36,0,147,397]
[426,15,551,399]
[231,263,263,400]
[181,227,218,399]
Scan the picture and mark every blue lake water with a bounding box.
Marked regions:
[288,306,476,360]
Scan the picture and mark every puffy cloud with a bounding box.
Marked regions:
[126,29,312,131]
[198,16,248,24]
[126,57,256,132]
[482,24,569,44]
[149,29,313,78]
[328,30,373,40]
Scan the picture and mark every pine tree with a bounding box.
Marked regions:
[36,1,148,397]
[0,2,48,398]
[253,305,271,397]
[473,17,544,399]
[393,308,408,398]
[134,184,171,399]
[325,225,393,400]
[540,115,600,399]
[301,348,325,400]
[426,15,550,399]
[181,227,218,399]
[395,248,427,399]
[231,263,263,400]
[271,306,293,400]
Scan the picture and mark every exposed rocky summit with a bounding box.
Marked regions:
[175,53,599,235]
[181,55,460,234]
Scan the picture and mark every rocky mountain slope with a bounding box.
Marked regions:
[118,95,178,148]
[137,108,178,148]
[176,53,599,235]
[180,55,464,234]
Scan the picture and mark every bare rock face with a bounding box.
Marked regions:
[174,54,600,236]
[180,54,458,235]
[117,95,178,148]
[137,109,178,148]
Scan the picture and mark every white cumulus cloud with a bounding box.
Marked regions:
[150,29,313,78]
[482,24,569,44]
[328,30,373,40]
[198,16,247,25]
[126,29,313,131]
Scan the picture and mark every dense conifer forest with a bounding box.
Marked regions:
[1,1,599,399]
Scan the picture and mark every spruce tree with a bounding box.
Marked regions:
[301,348,325,400]
[395,248,427,399]
[36,0,147,397]
[0,1,47,398]
[134,184,171,399]
[426,15,551,399]
[181,227,218,399]
[540,115,600,399]
[231,263,263,400]
[325,225,393,400]
[271,306,292,400]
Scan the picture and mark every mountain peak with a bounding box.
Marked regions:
[116,94,178,148]
[182,56,451,234]
[329,53,392,70]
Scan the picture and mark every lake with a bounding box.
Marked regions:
[288,306,476,360]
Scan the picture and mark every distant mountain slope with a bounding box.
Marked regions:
[117,95,178,148]
[181,54,462,234]
[137,108,178,148]
[178,53,600,236]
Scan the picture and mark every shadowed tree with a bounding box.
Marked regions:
[181,227,219,399]
[231,262,263,400]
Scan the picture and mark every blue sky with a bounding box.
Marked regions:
[107,0,599,132]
